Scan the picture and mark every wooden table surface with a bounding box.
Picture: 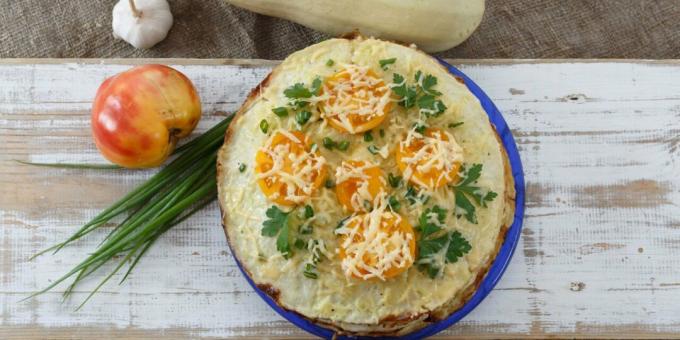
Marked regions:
[1,59,679,339]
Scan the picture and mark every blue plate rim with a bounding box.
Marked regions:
[229,59,526,339]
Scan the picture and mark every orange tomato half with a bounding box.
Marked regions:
[395,127,463,190]
[334,160,386,212]
[321,66,392,134]
[338,211,416,280]
[254,131,326,206]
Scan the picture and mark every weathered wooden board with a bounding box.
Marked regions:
[1,59,679,339]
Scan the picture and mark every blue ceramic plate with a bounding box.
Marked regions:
[231,59,526,339]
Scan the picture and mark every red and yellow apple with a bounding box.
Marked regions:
[91,64,201,168]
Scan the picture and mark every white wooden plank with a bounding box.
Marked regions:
[1,60,679,338]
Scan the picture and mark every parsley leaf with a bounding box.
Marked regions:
[310,77,322,96]
[458,163,482,186]
[392,73,406,95]
[451,164,498,223]
[417,95,447,117]
[392,70,445,116]
[284,82,316,108]
[392,73,417,108]
[482,191,498,207]
[405,185,429,205]
[419,73,442,96]
[446,231,471,263]
[416,205,447,237]
[379,58,397,70]
[414,208,472,278]
[262,206,292,257]
[284,83,313,100]
[262,206,288,236]
[454,190,477,224]
[417,233,448,261]
[413,122,427,134]
[276,224,291,257]
[414,70,422,84]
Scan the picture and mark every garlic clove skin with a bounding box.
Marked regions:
[112,0,173,49]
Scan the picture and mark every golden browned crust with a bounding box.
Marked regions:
[216,34,518,337]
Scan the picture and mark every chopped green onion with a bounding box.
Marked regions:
[238,163,246,172]
[303,263,318,279]
[304,205,314,219]
[336,216,349,230]
[294,239,306,249]
[322,137,336,149]
[379,58,396,70]
[367,145,380,155]
[363,132,373,142]
[272,107,288,117]
[388,195,401,211]
[388,173,402,188]
[299,224,313,235]
[405,185,429,205]
[260,119,269,133]
[337,140,350,151]
[310,78,322,96]
[326,59,334,67]
[296,110,312,125]
[379,129,385,138]
[325,179,335,188]
[448,121,464,128]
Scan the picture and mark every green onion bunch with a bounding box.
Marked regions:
[25,115,233,309]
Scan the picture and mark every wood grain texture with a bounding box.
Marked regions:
[1,59,679,339]
[1,1,679,59]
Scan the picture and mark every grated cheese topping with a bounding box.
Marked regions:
[334,160,374,183]
[335,194,414,281]
[399,128,464,190]
[335,161,383,212]
[255,130,327,204]
[321,64,392,133]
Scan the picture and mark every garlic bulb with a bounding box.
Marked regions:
[112,0,173,49]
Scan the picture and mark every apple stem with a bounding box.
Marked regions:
[128,0,142,18]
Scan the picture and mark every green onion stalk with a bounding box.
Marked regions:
[24,115,233,309]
